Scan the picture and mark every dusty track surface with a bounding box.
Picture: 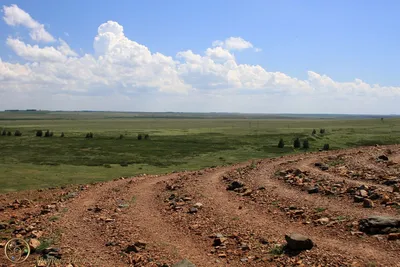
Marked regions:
[1,145,400,266]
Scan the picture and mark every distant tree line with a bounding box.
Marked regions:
[2,129,151,140]
[277,128,329,151]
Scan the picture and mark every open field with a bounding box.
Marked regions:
[0,145,399,266]
[1,111,400,192]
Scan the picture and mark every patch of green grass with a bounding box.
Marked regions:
[327,159,345,166]
[271,201,280,206]
[36,238,54,252]
[49,216,60,222]
[269,244,285,255]
[336,215,349,221]
[1,112,400,192]
[315,207,327,213]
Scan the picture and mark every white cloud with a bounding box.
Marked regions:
[205,47,235,62]
[224,37,253,50]
[2,4,55,42]
[212,37,261,53]
[57,39,78,57]
[1,12,400,113]
[6,38,67,62]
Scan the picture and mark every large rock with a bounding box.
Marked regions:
[285,233,314,251]
[172,259,196,267]
[363,199,374,208]
[359,216,400,234]
[227,181,244,191]
[29,238,41,250]
[377,155,389,161]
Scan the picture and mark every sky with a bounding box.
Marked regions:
[1,1,400,114]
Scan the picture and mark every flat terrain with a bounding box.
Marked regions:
[1,111,400,193]
[1,145,399,266]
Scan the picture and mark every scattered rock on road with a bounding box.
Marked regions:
[29,238,41,250]
[377,155,389,161]
[285,233,314,251]
[227,181,244,191]
[388,233,400,240]
[363,199,374,208]
[308,186,319,194]
[359,216,400,234]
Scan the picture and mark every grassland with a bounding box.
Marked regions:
[0,111,399,193]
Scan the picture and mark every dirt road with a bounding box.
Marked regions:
[1,145,400,266]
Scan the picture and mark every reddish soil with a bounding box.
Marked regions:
[1,145,400,266]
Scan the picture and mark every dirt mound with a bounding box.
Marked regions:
[1,145,400,266]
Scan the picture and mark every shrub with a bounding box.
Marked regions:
[303,139,310,149]
[7,131,11,136]
[144,134,150,140]
[85,132,93,139]
[278,138,284,148]
[60,132,64,138]
[323,144,330,150]
[293,137,301,148]
[320,128,326,134]
[312,129,316,135]
[1,130,6,136]
[137,134,143,140]
[14,130,22,136]
[44,130,50,137]
[36,130,43,137]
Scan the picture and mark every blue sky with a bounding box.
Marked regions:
[1,1,400,113]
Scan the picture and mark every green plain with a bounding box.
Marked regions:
[0,111,398,193]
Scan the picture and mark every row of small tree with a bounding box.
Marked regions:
[137,133,150,140]
[36,130,57,137]
[1,130,21,136]
[2,129,151,140]
[278,138,330,150]
[312,128,326,135]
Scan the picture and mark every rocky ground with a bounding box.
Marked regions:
[1,145,400,266]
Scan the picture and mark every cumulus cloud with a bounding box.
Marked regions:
[2,4,55,42]
[6,38,67,62]
[1,7,400,113]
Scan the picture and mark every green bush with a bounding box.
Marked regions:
[137,134,143,140]
[303,139,310,149]
[85,132,93,139]
[278,138,284,148]
[293,137,301,148]
[312,129,316,135]
[14,130,22,136]
[36,130,43,137]
[44,130,50,137]
[320,128,326,134]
